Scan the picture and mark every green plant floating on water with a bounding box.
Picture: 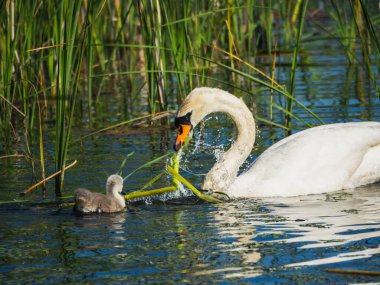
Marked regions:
[121,149,223,203]
[117,127,224,203]
[166,165,223,203]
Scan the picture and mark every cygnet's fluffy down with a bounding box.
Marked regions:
[74,174,126,213]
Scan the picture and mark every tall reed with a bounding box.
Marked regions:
[349,0,379,95]
[285,0,309,132]
[0,1,16,154]
[53,0,87,195]
[1,1,379,196]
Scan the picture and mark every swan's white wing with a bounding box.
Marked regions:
[230,122,380,197]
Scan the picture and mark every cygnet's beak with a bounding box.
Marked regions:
[173,124,192,152]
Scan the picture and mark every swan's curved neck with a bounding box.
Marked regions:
[107,185,126,207]
[200,91,256,193]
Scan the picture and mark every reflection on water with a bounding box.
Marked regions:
[257,185,380,270]
[2,186,379,283]
[1,126,380,282]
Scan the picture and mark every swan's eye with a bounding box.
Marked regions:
[174,111,192,128]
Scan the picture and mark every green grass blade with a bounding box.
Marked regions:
[285,0,309,131]
[123,153,171,181]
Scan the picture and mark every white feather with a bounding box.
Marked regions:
[177,88,380,197]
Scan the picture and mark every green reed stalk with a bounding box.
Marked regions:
[358,0,380,59]
[0,1,16,153]
[134,0,168,115]
[153,0,167,112]
[226,0,236,83]
[277,1,293,52]
[199,55,322,127]
[93,1,132,107]
[160,1,190,100]
[0,1,49,191]
[54,0,87,195]
[123,153,171,181]
[285,0,308,132]
[167,165,223,203]
[328,0,357,64]
[89,1,107,107]
[260,0,273,53]
[86,1,94,126]
[349,0,379,95]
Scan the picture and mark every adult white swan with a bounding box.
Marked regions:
[173,87,380,198]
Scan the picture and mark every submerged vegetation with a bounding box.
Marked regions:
[0,0,379,195]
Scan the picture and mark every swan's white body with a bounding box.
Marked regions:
[175,87,380,198]
[230,122,380,197]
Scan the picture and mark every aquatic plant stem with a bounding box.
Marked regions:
[167,165,223,203]
[124,186,177,200]
[285,0,309,132]
[123,153,171,181]
[35,85,46,192]
[226,0,236,84]
[139,172,165,190]
[270,41,278,122]
[199,55,322,127]
[54,0,86,195]
[349,0,379,95]
[21,160,78,195]
[172,151,180,188]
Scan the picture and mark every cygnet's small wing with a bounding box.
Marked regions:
[75,188,93,202]
[74,188,105,213]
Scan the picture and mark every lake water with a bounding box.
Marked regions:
[1,29,380,285]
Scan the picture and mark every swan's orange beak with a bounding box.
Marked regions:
[174,124,192,152]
